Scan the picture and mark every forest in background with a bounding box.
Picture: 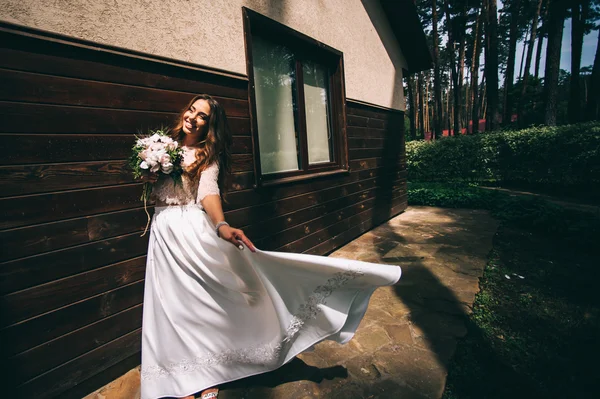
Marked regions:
[404,0,600,141]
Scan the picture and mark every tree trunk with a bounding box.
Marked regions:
[418,72,425,137]
[465,68,470,130]
[425,75,430,135]
[586,30,600,120]
[502,0,521,126]
[517,0,544,125]
[480,71,487,118]
[458,5,467,131]
[543,0,567,126]
[482,80,488,122]
[534,34,544,80]
[484,0,500,130]
[471,6,484,134]
[568,0,589,124]
[448,68,453,131]
[444,0,461,136]
[406,73,417,140]
[432,0,443,139]
[534,0,549,80]
[518,26,529,82]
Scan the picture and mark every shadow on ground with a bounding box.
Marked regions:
[217,207,502,399]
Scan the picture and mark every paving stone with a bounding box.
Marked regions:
[372,345,446,399]
[352,325,391,353]
[344,356,382,380]
[83,367,141,399]
[383,323,414,345]
[314,339,362,364]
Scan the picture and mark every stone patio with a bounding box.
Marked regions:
[85,206,499,399]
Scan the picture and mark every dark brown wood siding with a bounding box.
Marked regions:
[0,25,406,398]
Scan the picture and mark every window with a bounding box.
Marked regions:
[243,8,349,186]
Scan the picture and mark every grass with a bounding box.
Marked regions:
[408,183,600,398]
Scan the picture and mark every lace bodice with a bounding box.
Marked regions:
[151,146,220,207]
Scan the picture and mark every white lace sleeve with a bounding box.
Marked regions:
[197,162,220,203]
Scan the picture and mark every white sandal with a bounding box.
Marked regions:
[200,388,219,399]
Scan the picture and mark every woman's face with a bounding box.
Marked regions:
[182,99,211,140]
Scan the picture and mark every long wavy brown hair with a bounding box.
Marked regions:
[170,94,232,198]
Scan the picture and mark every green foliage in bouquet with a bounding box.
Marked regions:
[129,127,184,201]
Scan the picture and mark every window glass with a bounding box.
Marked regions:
[303,60,333,164]
[252,37,300,174]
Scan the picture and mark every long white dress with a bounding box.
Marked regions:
[141,147,402,399]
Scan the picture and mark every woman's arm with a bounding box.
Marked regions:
[199,163,256,252]
[201,195,256,252]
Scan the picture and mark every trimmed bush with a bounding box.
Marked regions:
[408,182,600,236]
[406,123,600,196]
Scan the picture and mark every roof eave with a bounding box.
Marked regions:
[380,0,433,73]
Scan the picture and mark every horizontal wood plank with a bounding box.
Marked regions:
[16,328,142,399]
[0,281,144,358]
[224,164,406,211]
[277,190,406,254]
[0,184,143,230]
[225,173,405,228]
[348,137,386,149]
[347,126,387,138]
[0,102,250,135]
[231,154,254,173]
[349,147,403,160]
[2,170,404,262]
[8,304,143,386]
[58,352,141,399]
[0,232,149,297]
[1,134,134,165]
[1,133,251,166]
[245,181,401,244]
[349,157,406,171]
[0,207,149,262]
[367,118,387,129]
[0,171,254,233]
[253,186,404,250]
[0,160,132,197]
[347,114,368,127]
[0,34,247,99]
[304,198,408,256]
[0,68,249,117]
[346,101,404,120]
[1,256,145,326]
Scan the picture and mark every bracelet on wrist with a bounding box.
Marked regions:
[215,221,229,237]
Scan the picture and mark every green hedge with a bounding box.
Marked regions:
[408,182,600,235]
[406,123,600,195]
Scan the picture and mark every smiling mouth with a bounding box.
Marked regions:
[184,121,194,130]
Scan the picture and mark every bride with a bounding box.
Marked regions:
[139,94,401,399]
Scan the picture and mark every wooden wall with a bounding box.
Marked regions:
[0,24,406,398]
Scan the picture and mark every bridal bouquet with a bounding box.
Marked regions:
[130,128,183,235]
[130,127,183,201]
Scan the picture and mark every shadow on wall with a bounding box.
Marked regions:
[360,0,406,228]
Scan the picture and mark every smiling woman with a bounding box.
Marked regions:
[136,94,402,399]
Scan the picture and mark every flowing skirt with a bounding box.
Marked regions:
[141,205,401,399]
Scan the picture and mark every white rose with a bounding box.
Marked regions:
[162,163,174,174]
[167,141,178,151]
[139,149,150,160]
[150,163,160,173]
[150,133,161,142]
[140,161,149,169]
